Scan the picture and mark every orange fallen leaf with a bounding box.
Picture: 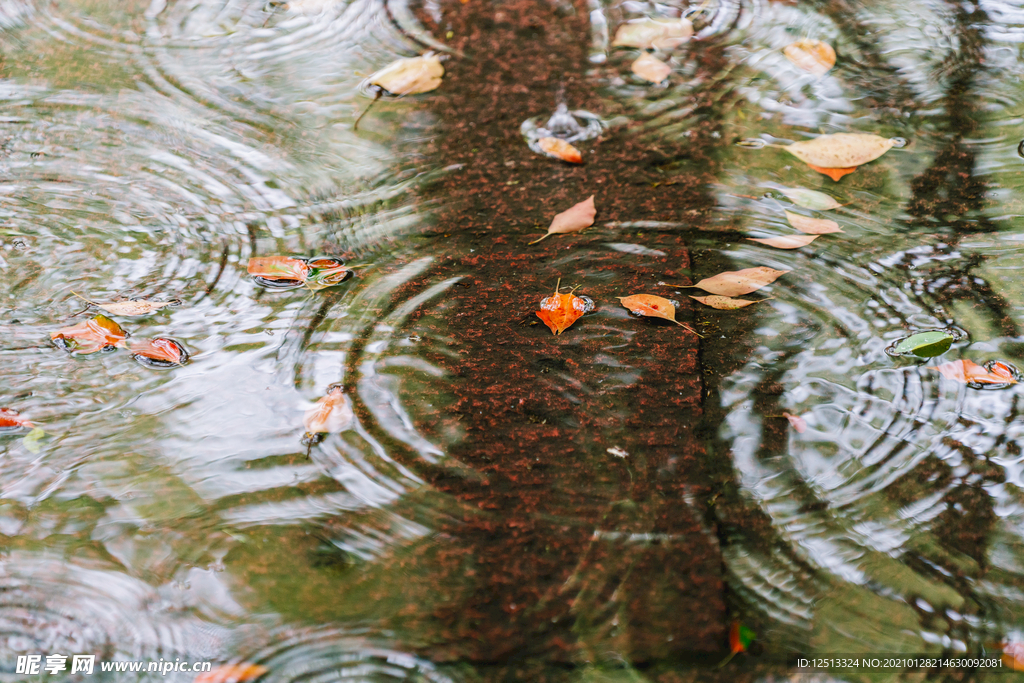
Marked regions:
[538,136,582,164]
[1002,642,1024,671]
[51,315,128,354]
[783,412,807,433]
[536,279,591,335]
[618,294,696,333]
[529,195,596,244]
[931,359,1017,385]
[248,256,310,285]
[784,211,842,234]
[304,386,354,433]
[747,234,818,249]
[0,408,33,430]
[807,163,858,182]
[129,338,189,367]
[689,295,767,310]
[783,39,836,76]
[195,663,268,683]
[631,53,672,83]
[685,267,789,297]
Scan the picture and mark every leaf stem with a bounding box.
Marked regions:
[527,232,551,245]
[353,89,382,131]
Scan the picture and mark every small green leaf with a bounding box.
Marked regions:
[738,624,756,649]
[780,187,842,211]
[22,428,45,454]
[892,331,956,358]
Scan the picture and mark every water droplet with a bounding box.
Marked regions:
[890,137,907,148]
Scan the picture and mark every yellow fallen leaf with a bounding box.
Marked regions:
[784,211,842,234]
[538,137,582,163]
[747,234,818,249]
[631,53,672,83]
[785,133,895,169]
[370,54,444,95]
[689,295,767,310]
[686,267,789,297]
[611,18,693,49]
[529,195,596,244]
[783,39,836,76]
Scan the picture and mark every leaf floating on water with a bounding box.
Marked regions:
[617,294,696,333]
[807,163,858,182]
[369,54,444,96]
[0,408,33,431]
[130,338,189,367]
[930,359,1018,386]
[746,234,818,249]
[21,427,45,453]
[248,256,310,286]
[536,279,592,335]
[783,39,836,76]
[783,412,807,433]
[51,315,128,354]
[631,53,672,83]
[303,257,354,291]
[72,292,177,316]
[611,18,693,49]
[537,136,583,164]
[780,187,842,210]
[689,295,766,310]
[786,133,896,169]
[890,330,956,358]
[784,211,842,234]
[529,195,596,244]
[303,386,354,434]
[195,664,269,683]
[686,267,789,296]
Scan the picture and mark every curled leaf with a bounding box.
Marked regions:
[536,280,593,335]
[747,234,818,249]
[689,295,767,310]
[784,211,842,234]
[786,133,896,169]
[538,136,583,164]
[618,294,696,333]
[779,187,842,210]
[930,359,1018,386]
[0,408,33,431]
[130,338,189,367]
[369,54,444,96]
[529,195,596,244]
[631,53,672,83]
[304,386,354,434]
[783,39,836,76]
[51,315,128,354]
[686,267,789,297]
[611,18,693,49]
[783,412,807,433]
[195,664,269,683]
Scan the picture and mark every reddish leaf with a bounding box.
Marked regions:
[51,315,127,354]
[931,359,1017,385]
[194,664,268,683]
[304,386,354,433]
[807,163,858,182]
[536,280,591,335]
[129,338,189,367]
[0,408,33,430]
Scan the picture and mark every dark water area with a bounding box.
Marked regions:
[3,0,1024,680]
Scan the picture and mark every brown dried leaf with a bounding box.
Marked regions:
[72,291,176,316]
[530,195,596,244]
[689,295,766,310]
[783,412,807,433]
[370,54,444,95]
[538,137,582,164]
[747,234,818,249]
[783,39,836,76]
[786,133,895,169]
[784,211,842,234]
[631,53,672,83]
[304,386,354,433]
[611,18,693,49]
[689,267,789,296]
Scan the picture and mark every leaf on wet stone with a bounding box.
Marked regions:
[369,54,444,96]
[631,53,672,83]
[747,234,818,249]
[617,294,697,333]
[51,315,128,354]
[783,412,807,433]
[890,330,956,358]
[784,211,842,234]
[529,195,596,244]
[930,359,1017,385]
[0,408,33,431]
[780,187,842,210]
[611,18,693,49]
[783,39,836,76]
[689,295,767,310]
[686,267,789,296]
[194,664,269,683]
[304,386,354,434]
[538,136,582,164]
[536,280,592,335]
[785,133,896,169]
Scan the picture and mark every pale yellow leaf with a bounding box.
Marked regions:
[783,39,836,76]
[370,54,444,95]
[530,195,596,244]
[747,234,818,249]
[784,211,843,234]
[611,18,692,49]
[631,53,672,83]
[785,133,895,169]
[689,295,766,310]
[98,300,176,316]
[690,267,789,297]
